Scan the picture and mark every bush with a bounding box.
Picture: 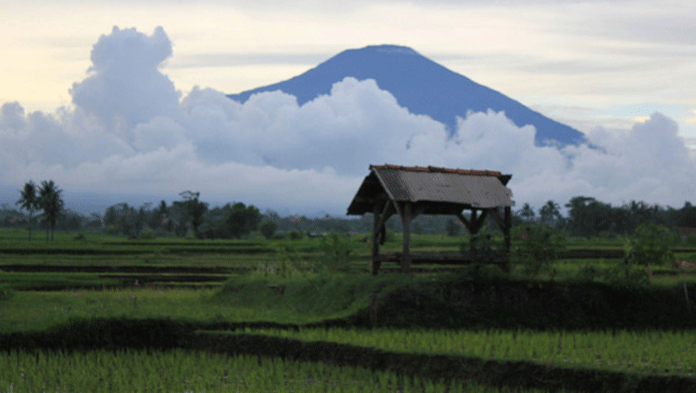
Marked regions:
[257,246,307,278]
[460,230,504,264]
[289,229,304,240]
[139,229,155,240]
[609,224,677,287]
[510,224,565,278]
[625,224,676,267]
[685,234,696,246]
[605,262,650,288]
[575,264,604,283]
[312,233,352,280]
[104,224,121,236]
[154,228,171,238]
[383,229,395,243]
[260,221,278,239]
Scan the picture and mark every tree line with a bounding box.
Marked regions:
[514,197,696,238]
[6,181,696,240]
[100,191,263,240]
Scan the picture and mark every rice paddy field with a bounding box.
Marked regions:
[0,350,565,393]
[4,227,696,392]
[231,327,696,376]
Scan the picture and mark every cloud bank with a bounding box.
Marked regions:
[1,26,695,215]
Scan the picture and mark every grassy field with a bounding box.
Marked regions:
[3,227,696,391]
[230,327,696,376]
[0,349,566,393]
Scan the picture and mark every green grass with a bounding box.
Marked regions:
[0,289,232,333]
[210,273,403,324]
[0,271,121,290]
[0,350,562,393]
[6,227,696,391]
[231,327,696,376]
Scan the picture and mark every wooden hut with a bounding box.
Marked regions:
[347,164,514,274]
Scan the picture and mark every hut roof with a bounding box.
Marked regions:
[347,164,513,215]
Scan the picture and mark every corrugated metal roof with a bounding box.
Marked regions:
[347,164,513,215]
[372,164,503,177]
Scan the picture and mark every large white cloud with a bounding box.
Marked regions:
[1,26,695,215]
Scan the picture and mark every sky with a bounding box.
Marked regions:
[1,0,695,216]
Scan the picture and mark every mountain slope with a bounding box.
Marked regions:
[227,45,586,147]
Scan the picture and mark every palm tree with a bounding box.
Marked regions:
[539,200,562,229]
[15,181,39,241]
[38,180,64,242]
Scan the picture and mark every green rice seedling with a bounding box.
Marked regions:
[233,327,696,377]
[0,348,564,393]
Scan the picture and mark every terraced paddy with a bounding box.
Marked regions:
[4,228,696,392]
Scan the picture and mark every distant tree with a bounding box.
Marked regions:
[156,200,169,231]
[539,200,562,229]
[16,181,39,241]
[260,220,278,239]
[264,210,281,222]
[104,205,118,227]
[85,212,102,230]
[117,203,135,236]
[57,209,84,231]
[518,203,536,223]
[224,202,262,239]
[565,196,613,237]
[37,180,64,241]
[673,202,696,228]
[175,191,209,238]
[135,205,148,237]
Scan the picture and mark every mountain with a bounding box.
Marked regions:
[227,45,586,147]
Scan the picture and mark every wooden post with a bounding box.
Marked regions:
[470,209,479,234]
[456,212,473,233]
[503,206,511,252]
[371,203,382,275]
[401,202,412,274]
[503,206,511,271]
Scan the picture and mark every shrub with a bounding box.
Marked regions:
[609,224,677,287]
[258,246,307,278]
[575,264,604,283]
[685,234,696,246]
[510,224,565,278]
[289,229,304,240]
[260,221,278,239]
[625,224,676,267]
[383,229,395,243]
[460,230,504,264]
[312,232,352,280]
[154,228,171,238]
[139,229,155,240]
[604,261,650,288]
[103,224,121,236]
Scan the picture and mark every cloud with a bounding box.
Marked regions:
[687,109,696,124]
[2,26,696,216]
[70,26,181,139]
